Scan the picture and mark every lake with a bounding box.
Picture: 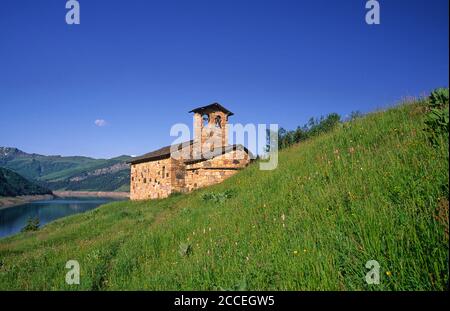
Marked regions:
[0,197,118,239]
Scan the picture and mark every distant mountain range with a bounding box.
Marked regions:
[0,167,52,197]
[0,147,132,192]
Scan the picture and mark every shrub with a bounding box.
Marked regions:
[349,110,364,121]
[429,88,449,109]
[424,88,449,146]
[21,217,40,232]
[277,113,342,150]
[201,189,234,204]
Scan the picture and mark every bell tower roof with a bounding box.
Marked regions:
[189,102,234,116]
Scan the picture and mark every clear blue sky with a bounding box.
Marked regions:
[0,0,448,158]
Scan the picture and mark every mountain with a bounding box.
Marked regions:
[0,98,447,290]
[0,148,132,192]
[0,167,52,197]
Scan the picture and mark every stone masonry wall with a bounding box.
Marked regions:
[130,158,172,200]
[184,149,250,192]
[192,110,228,158]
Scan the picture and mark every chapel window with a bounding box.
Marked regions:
[214,116,222,128]
[202,114,209,127]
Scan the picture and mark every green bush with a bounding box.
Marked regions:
[424,88,449,146]
[21,217,40,232]
[201,189,234,204]
[429,88,449,109]
[277,113,342,150]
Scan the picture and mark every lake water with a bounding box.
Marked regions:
[0,197,118,239]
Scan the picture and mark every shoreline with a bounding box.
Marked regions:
[0,194,55,210]
[53,191,130,199]
[0,191,129,210]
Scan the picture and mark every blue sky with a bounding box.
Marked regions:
[0,0,448,158]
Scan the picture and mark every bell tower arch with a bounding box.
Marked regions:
[190,103,234,157]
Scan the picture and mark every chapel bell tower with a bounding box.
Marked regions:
[189,103,233,155]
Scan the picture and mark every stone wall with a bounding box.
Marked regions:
[184,149,250,191]
[130,158,173,200]
[130,149,250,200]
[193,110,229,157]
[170,158,187,193]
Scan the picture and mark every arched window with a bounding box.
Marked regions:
[202,114,209,127]
[214,116,222,128]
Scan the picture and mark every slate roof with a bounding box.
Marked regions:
[189,103,234,116]
[127,140,193,164]
[128,142,251,165]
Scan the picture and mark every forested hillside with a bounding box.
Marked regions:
[0,167,52,197]
[0,148,131,192]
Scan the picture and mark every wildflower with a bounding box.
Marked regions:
[293,250,298,255]
[281,214,286,222]
[386,271,392,277]
[303,249,307,253]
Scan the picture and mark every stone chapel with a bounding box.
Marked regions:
[128,103,251,200]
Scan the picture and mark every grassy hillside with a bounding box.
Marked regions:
[0,149,131,192]
[0,167,52,197]
[0,100,447,290]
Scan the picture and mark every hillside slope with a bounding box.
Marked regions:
[0,167,52,197]
[0,148,131,192]
[0,101,448,290]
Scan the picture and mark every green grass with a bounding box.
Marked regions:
[0,100,448,290]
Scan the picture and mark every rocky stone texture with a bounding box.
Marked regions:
[130,158,172,200]
[69,162,129,182]
[184,149,249,192]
